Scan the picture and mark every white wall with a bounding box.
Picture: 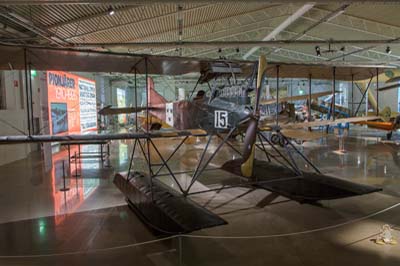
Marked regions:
[0,110,30,165]
[3,71,24,110]
[0,70,32,166]
[379,89,398,112]
[0,70,115,166]
[349,82,399,115]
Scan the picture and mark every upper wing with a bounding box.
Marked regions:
[0,44,254,76]
[260,91,340,105]
[0,44,392,81]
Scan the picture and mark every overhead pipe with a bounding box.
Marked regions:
[292,4,350,40]
[72,39,400,49]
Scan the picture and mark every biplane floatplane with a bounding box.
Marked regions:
[0,44,388,234]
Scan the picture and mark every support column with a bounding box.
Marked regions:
[144,57,153,199]
[145,58,149,131]
[376,68,379,116]
[276,65,280,126]
[28,63,34,134]
[332,67,336,121]
[23,48,31,136]
[308,74,312,122]
[134,68,138,132]
[351,74,354,116]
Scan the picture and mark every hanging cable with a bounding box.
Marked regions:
[177,5,183,42]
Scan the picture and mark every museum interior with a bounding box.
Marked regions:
[1,1,400,265]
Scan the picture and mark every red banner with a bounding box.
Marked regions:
[47,71,96,134]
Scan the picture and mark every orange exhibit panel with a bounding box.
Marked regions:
[47,71,97,134]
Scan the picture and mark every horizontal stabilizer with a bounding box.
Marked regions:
[261,90,342,105]
[98,105,150,115]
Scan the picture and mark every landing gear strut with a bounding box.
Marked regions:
[387,131,393,140]
[271,133,288,147]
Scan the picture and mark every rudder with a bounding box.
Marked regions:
[147,77,167,106]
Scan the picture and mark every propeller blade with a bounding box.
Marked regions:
[241,54,267,178]
[254,54,267,114]
[240,118,258,177]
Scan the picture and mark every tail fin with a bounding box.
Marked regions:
[145,77,167,130]
[147,77,167,107]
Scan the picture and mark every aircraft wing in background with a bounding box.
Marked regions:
[98,105,151,115]
[280,116,381,129]
[260,90,341,105]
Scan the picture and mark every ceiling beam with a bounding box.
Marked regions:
[266,4,350,56]
[183,29,400,66]
[65,4,214,41]
[304,7,400,39]
[0,22,30,38]
[113,4,289,50]
[291,4,350,40]
[300,7,400,61]
[133,12,289,55]
[173,5,400,63]
[243,3,315,59]
[0,7,68,46]
[130,15,400,64]
[48,5,141,29]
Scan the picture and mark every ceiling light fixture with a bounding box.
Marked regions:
[177,5,183,42]
[108,6,115,16]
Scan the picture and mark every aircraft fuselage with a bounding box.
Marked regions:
[149,96,252,134]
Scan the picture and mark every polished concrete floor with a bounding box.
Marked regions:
[1,126,400,265]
